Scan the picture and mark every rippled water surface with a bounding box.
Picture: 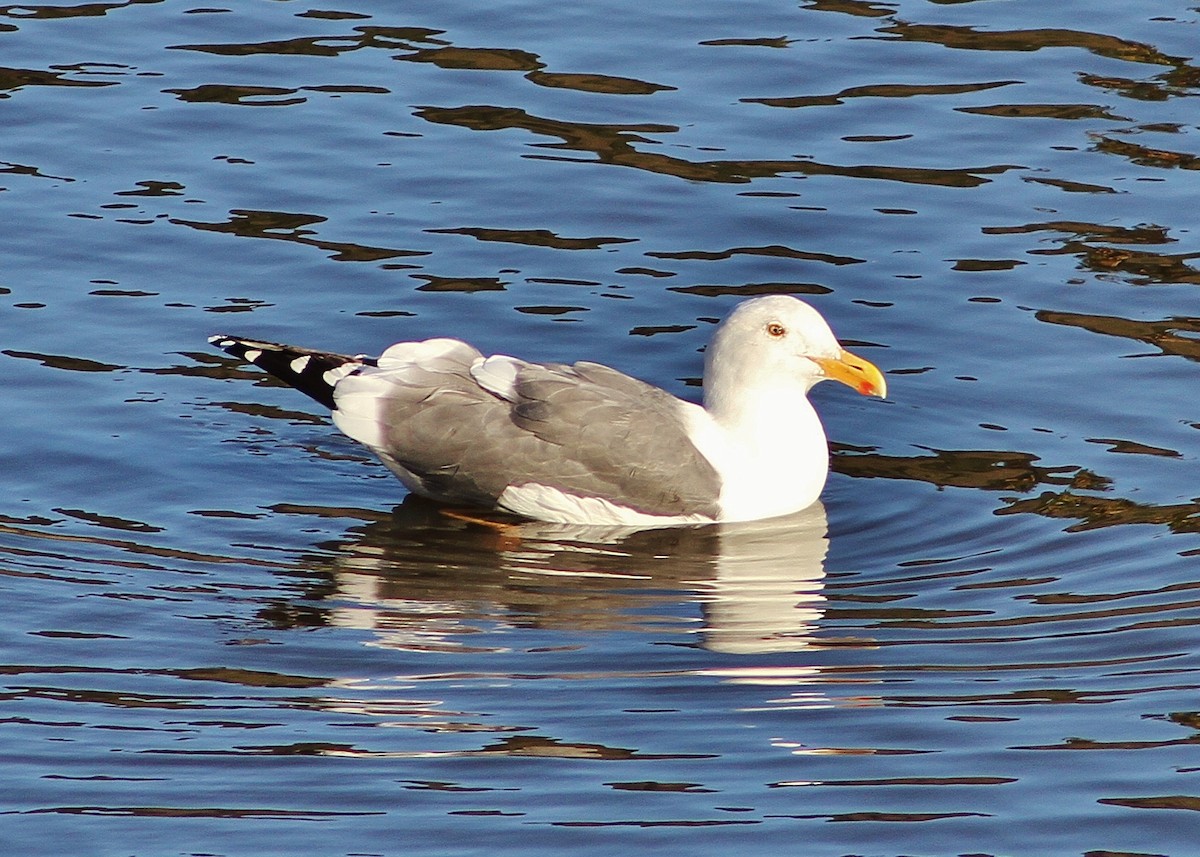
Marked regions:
[3,1,1199,854]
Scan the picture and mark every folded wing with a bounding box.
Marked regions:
[332,341,722,519]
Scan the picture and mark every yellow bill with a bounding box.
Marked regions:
[814,348,887,398]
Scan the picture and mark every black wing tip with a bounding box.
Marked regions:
[208,334,357,411]
[208,334,285,354]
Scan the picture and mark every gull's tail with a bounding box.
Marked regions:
[208,335,375,410]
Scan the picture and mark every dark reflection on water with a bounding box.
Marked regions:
[0,65,113,93]
[744,78,1020,109]
[171,209,429,263]
[999,491,1200,535]
[1038,309,1200,359]
[877,21,1196,70]
[987,220,1200,286]
[415,104,1019,187]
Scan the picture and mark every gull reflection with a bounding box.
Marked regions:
[305,498,830,655]
[694,504,828,654]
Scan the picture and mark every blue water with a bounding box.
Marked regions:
[2,1,1199,854]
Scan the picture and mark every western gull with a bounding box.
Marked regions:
[209,295,886,526]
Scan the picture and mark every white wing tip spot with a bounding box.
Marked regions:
[290,355,311,374]
[244,349,263,363]
[323,364,358,386]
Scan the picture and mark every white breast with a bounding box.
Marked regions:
[677,399,829,523]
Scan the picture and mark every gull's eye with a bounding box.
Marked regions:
[766,322,787,338]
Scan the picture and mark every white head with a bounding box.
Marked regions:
[703,295,886,423]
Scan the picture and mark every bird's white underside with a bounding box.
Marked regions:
[496,484,713,526]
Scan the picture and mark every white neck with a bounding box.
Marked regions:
[683,377,829,523]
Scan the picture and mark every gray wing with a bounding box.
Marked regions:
[358,350,721,518]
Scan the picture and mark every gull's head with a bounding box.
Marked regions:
[704,295,887,412]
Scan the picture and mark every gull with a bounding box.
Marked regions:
[210,295,886,526]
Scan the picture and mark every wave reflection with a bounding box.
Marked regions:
[277,499,834,656]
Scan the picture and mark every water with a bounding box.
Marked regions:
[2,1,1199,854]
